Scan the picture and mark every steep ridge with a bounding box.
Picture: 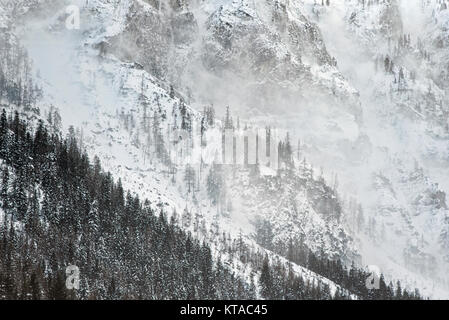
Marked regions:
[0,0,442,298]
[302,0,449,297]
[1,0,362,298]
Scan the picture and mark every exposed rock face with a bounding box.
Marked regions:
[105,1,449,291]
[7,0,449,298]
[108,0,361,119]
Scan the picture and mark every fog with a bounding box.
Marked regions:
[5,0,449,297]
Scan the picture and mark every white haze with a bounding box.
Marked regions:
[6,0,449,297]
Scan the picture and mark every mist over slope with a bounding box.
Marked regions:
[0,0,365,299]
[1,0,449,299]
[303,0,449,294]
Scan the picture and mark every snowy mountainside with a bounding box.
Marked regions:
[82,0,361,267]
[2,0,361,297]
[106,1,367,193]
[108,0,362,126]
[222,165,358,263]
[89,0,366,260]
[2,0,448,299]
[302,0,449,297]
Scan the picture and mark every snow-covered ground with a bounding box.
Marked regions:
[302,0,449,297]
[11,0,352,296]
[5,0,449,298]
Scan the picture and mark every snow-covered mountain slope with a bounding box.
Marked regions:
[66,0,364,262]
[104,0,364,176]
[2,0,361,297]
[4,0,449,298]
[301,0,449,297]
[222,165,358,263]
[109,0,360,113]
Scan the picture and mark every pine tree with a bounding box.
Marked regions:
[224,106,234,130]
[206,165,222,205]
[260,255,273,299]
[184,164,195,193]
[1,166,9,210]
[48,273,67,300]
[30,272,41,300]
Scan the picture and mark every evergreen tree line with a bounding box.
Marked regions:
[255,219,423,300]
[204,226,349,300]
[259,255,335,300]
[0,35,356,300]
[0,109,254,299]
[0,108,364,300]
